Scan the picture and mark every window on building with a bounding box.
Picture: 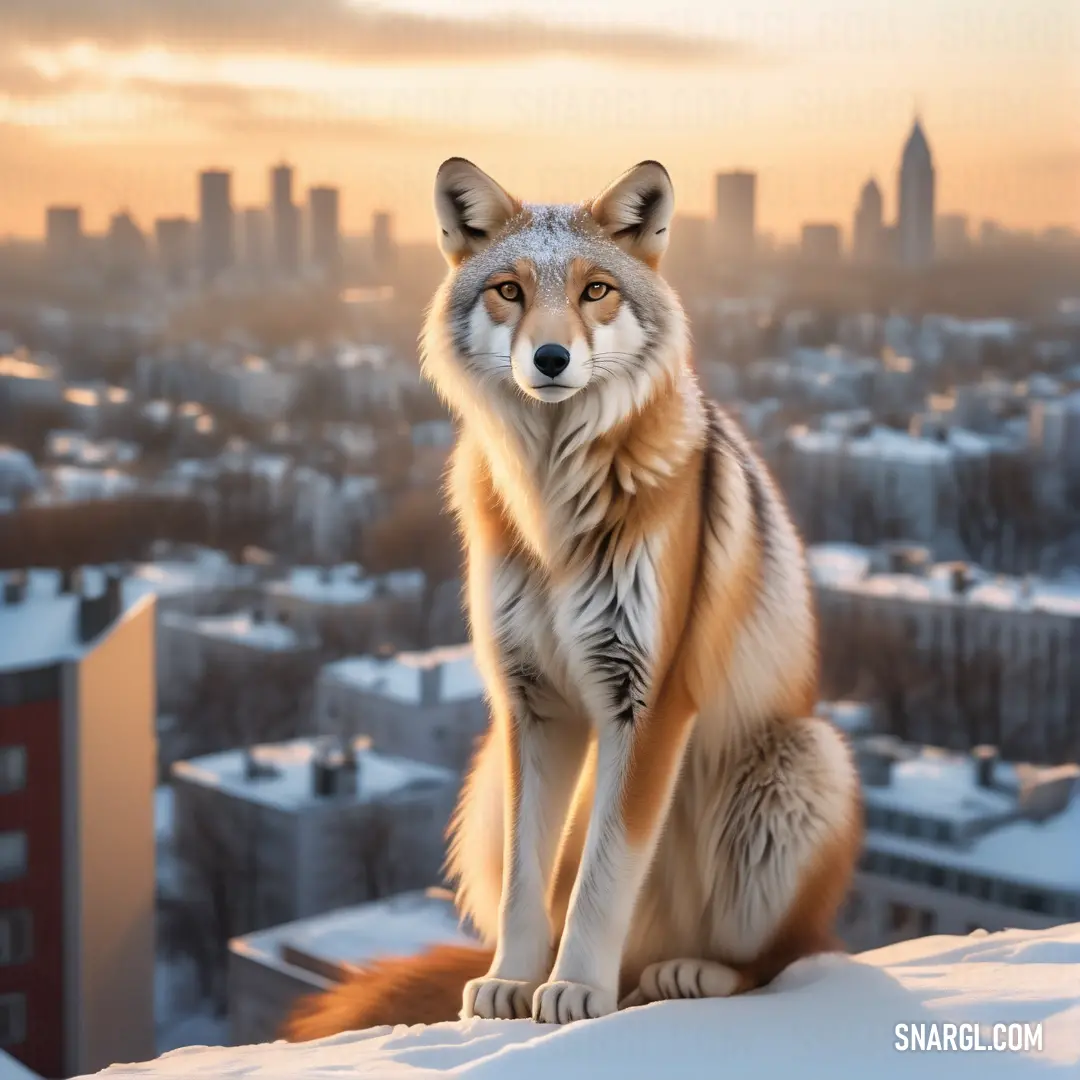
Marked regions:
[932,821,952,844]
[927,864,947,888]
[0,747,26,795]
[886,902,914,933]
[0,992,27,1047]
[0,910,31,966]
[0,833,27,882]
[1017,890,1051,915]
[917,909,936,935]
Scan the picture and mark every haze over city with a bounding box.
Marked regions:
[1,0,1077,241]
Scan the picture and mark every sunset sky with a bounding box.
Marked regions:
[1,0,1077,242]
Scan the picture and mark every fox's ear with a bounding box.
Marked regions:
[434,158,519,266]
[589,161,674,268]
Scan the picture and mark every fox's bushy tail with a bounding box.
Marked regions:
[279,944,494,1042]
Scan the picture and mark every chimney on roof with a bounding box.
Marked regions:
[3,571,27,605]
[949,564,971,596]
[971,745,998,789]
[420,662,441,707]
[311,737,361,797]
[77,570,124,644]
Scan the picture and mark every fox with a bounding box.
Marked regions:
[282,158,861,1039]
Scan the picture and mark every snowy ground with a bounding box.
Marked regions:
[82,924,1080,1079]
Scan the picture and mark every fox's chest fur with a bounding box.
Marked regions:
[450,379,706,730]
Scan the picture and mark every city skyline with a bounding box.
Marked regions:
[0,0,1076,242]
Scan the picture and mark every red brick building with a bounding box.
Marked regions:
[0,570,156,1077]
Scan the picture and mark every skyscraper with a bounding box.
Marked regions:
[45,206,83,265]
[371,210,395,280]
[154,217,193,288]
[713,171,756,264]
[271,163,300,278]
[897,118,935,268]
[309,186,342,284]
[198,169,234,285]
[853,178,884,264]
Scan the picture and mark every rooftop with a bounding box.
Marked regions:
[808,544,1080,617]
[0,569,150,673]
[789,423,993,464]
[859,744,1080,893]
[165,610,303,652]
[77,922,1080,1079]
[230,888,473,981]
[171,736,453,812]
[323,644,484,705]
[263,566,424,607]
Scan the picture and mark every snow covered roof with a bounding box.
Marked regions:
[170,737,453,812]
[0,571,152,673]
[789,423,992,464]
[323,645,483,704]
[263,566,422,607]
[808,546,1080,617]
[166,610,302,651]
[862,748,1080,893]
[79,923,1080,1078]
[230,889,473,979]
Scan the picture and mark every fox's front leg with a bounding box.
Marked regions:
[461,664,590,1020]
[532,677,697,1024]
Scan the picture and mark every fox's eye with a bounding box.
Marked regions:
[497,282,521,302]
[583,282,610,302]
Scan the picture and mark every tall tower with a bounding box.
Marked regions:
[271,163,300,278]
[309,186,342,284]
[198,169,234,285]
[713,171,756,264]
[853,178,884,264]
[371,210,395,280]
[897,117,935,268]
[45,207,84,267]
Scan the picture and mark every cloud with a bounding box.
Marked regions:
[3,1,745,67]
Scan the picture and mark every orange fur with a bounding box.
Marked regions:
[280,945,494,1042]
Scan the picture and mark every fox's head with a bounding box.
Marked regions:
[421,158,686,423]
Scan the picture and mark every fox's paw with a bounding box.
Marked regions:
[461,976,539,1020]
[636,958,743,1002]
[532,980,616,1024]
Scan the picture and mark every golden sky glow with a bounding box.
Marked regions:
[0,0,1077,242]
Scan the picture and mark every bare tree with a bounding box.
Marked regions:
[160,794,263,1013]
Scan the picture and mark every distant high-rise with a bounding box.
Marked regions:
[271,163,300,278]
[45,206,83,264]
[800,222,843,263]
[198,169,234,285]
[309,186,342,284]
[713,171,756,263]
[154,217,193,287]
[240,207,270,275]
[936,213,970,259]
[852,178,884,264]
[897,117,935,268]
[106,210,147,278]
[371,210,395,279]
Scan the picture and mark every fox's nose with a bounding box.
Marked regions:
[533,343,570,380]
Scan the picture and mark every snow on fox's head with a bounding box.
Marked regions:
[423,158,683,412]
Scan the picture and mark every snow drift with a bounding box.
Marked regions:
[81,924,1080,1079]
